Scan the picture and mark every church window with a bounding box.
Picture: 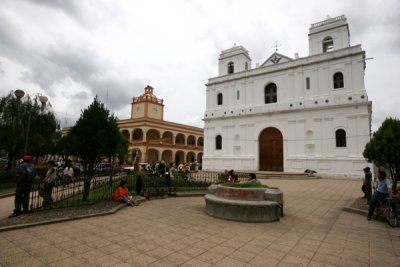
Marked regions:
[264,83,277,104]
[323,37,334,52]
[335,129,347,147]
[333,72,344,88]
[216,135,222,150]
[245,62,248,70]
[237,90,240,100]
[227,62,234,74]
[306,77,310,89]
[217,93,223,105]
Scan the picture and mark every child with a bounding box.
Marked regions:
[113,180,138,206]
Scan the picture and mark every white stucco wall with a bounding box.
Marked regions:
[203,15,372,178]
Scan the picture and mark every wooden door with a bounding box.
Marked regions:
[259,127,283,171]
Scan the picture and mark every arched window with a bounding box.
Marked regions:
[245,62,248,70]
[333,72,344,89]
[265,83,277,104]
[216,135,222,150]
[236,90,240,100]
[323,36,334,52]
[217,93,223,105]
[227,61,234,74]
[335,129,347,147]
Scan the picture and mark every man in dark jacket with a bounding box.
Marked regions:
[361,166,372,203]
[9,154,37,218]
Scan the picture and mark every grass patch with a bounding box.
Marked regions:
[221,182,268,188]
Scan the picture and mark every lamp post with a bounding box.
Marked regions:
[14,89,48,155]
[10,89,25,168]
[134,148,139,173]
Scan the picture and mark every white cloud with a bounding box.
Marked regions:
[0,0,399,130]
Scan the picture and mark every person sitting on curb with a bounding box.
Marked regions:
[367,170,392,220]
[113,180,138,206]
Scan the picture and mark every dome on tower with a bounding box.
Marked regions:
[133,85,163,104]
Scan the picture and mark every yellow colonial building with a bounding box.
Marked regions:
[118,85,203,165]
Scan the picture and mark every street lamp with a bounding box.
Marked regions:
[11,89,25,167]
[14,89,25,100]
[134,148,140,173]
[14,89,49,155]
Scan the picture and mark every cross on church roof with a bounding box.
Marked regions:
[272,40,282,52]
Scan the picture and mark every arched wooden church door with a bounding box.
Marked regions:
[259,127,283,171]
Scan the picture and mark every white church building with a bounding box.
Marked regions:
[202,15,372,177]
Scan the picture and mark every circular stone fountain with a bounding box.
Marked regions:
[204,184,283,222]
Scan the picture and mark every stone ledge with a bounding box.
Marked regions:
[204,194,281,222]
[205,194,278,206]
[343,206,368,216]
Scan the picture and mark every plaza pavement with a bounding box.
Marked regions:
[0,178,399,267]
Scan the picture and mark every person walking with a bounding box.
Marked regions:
[8,154,37,218]
[361,166,372,203]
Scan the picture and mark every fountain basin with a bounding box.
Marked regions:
[204,185,283,222]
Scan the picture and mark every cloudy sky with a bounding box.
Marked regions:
[0,0,399,131]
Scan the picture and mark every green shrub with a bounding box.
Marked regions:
[221,182,268,188]
[0,169,16,183]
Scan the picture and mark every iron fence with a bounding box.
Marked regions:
[26,170,244,211]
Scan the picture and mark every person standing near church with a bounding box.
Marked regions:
[361,166,372,203]
[9,154,37,218]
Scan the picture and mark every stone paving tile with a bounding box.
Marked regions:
[229,249,257,263]
[181,258,213,267]
[195,250,230,265]
[249,253,280,266]
[147,259,176,267]
[239,243,265,255]
[111,248,140,262]
[288,247,316,260]
[1,178,400,267]
[7,257,44,267]
[97,243,125,255]
[144,246,174,259]
[65,243,94,256]
[162,251,191,265]
[215,256,247,266]
[179,245,207,258]
[92,253,123,266]
[70,249,105,264]
[125,253,158,266]
[279,254,311,266]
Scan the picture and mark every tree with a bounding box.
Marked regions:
[363,117,400,192]
[59,96,128,201]
[0,91,59,170]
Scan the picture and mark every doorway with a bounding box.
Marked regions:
[259,127,283,171]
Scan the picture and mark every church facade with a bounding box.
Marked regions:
[202,15,372,177]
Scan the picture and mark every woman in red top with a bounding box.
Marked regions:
[113,180,138,206]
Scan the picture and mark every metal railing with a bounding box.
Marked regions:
[27,170,247,211]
